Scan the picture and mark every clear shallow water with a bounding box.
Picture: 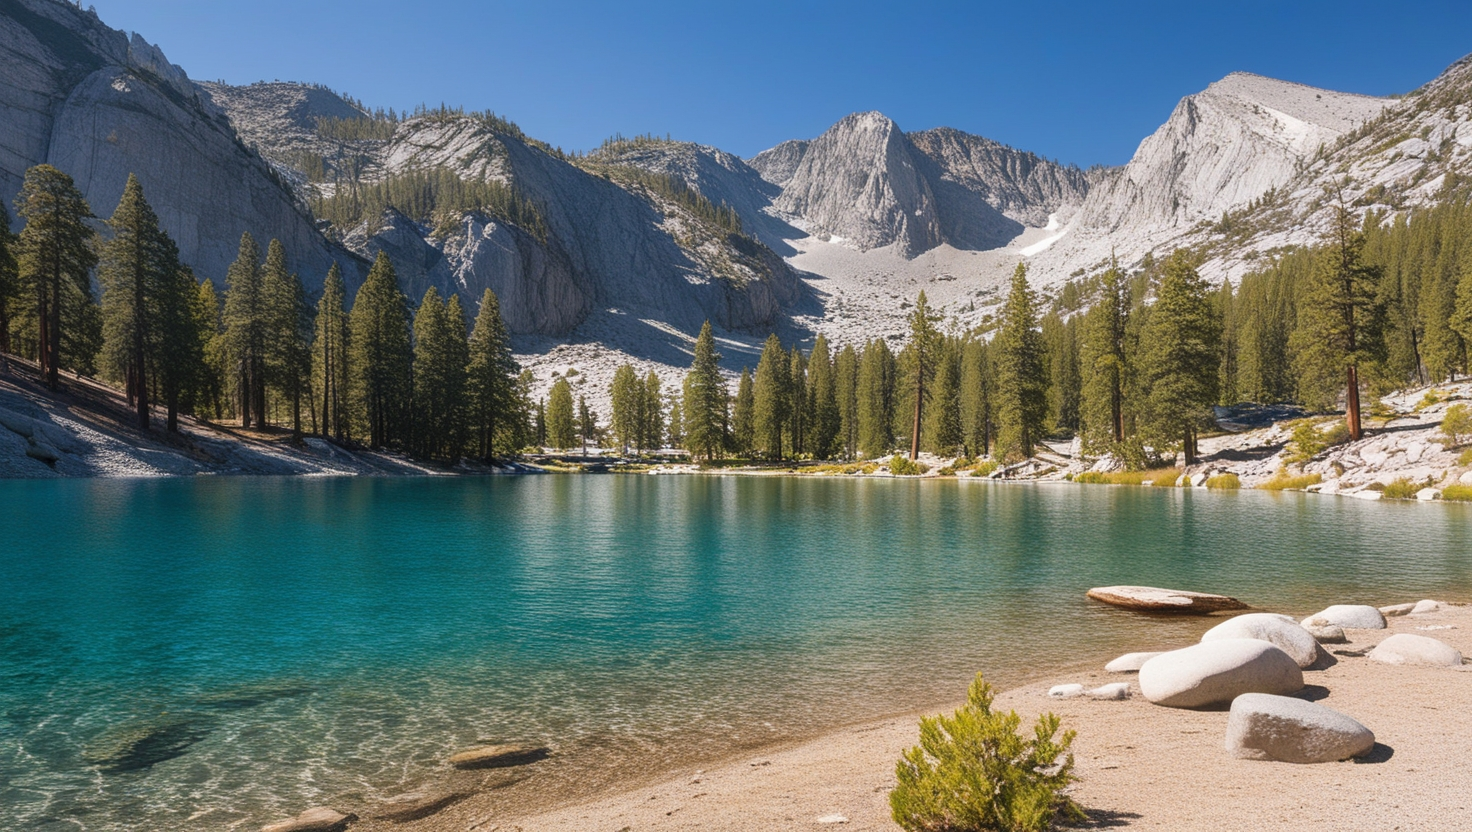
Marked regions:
[2,476,1470,831]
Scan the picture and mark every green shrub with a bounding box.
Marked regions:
[1415,389,1442,412]
[1382,478,1425,500]
[1442,484,1472,502]
[970,460,1000,478]
[1442,404,1472,447]
[1460,448,1472,467]
[891,674,1083,832]
[889,456,930,476]
[1258,471,1323,491]
[1072,467,1179,486]
[1073,471,1107,484]
[1285,419,1348,465]
[1205,473,1241,489]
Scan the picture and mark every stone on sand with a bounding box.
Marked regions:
[1048,684,1085,698]
[1087,585,1249,614]
[1411,600,1445,615]
[1368,633,1464,668]
[448,743,550,769]
[1302,622,1347,644]
[260,807,355,832]
[1225,693,1375,763]
[1380,602,1416,617]
[1105,651,1164,672]
[1201,613,1321,668]
[1138,639,1304,709]
[1305,605,1387,630]
[1088,683,1131,700]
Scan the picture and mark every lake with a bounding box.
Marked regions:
[2,475,1470,830]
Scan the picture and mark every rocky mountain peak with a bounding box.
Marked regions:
[747,139,809,187]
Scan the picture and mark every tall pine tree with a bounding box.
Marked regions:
[1079,261,1131,452]
[995,264,1048,460]
[546,378,575,450]
[466,289,520,459]
[732,366,755,456]
[904,292,942,460]
[752,334,790,459]
[222,233,267,428]
[807,334,840,460]
[349,252,413,448]
[1137,251,1221,464]
[314,263,351,442]
[14,164,97,389]
[682,321,727,460]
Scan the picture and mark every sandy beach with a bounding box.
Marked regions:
[355,602,1471,832]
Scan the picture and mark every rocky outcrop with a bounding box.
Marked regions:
[0,0,351,285]
[259,807,355,832]
[1105,651,1165,672]
[747,139,808,187]
[447,743,550,769]
[907,127,1090,228]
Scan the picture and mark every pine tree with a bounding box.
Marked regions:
[858,338,897,459]
[904,292,943,460]
[1079,261,1131,451]
[732,366,755,456]
[807,334,840,460]
[1453,263,1472,362]
[314,263,351,442]
[98,175,173,429]
[788,347,808,458]
[995,264,1049,460]
[349,252,413,448]
[0,203,18,359]
[665,388,684,449]
[14,164,97,389]
[578,394,598,455]
[222,233,267,428]
[546,377,575,450]
[959,338,994,458]
[835,343,860,459]
[925,336,962,455]
[642,371,664,451]
[155,264,208,433]
[682,321,727,460]
[193,278,227,421]
[1042,311,1080,435]
[466,290,520,459]
[1137,250,1221,464]
[752,334,790,459]
[1216,279,1238,404]
[262,239,312,436]
[610,363,642,454]
[413,287,469,460]
[1291,191,1385,441]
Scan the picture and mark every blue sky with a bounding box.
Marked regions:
[94,0,1472,167]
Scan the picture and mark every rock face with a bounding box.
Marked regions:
[907,127,1091,229]
[1105,651,1165,672]
[747,139,809,187]
[1368,633,1464,667]
[1225,693,1375,763]
[259,807,355,832]
[448,743,550,770]
[1087,585,1250,614]
[1305,605,1387,630]
[0,0,350,284]
[1138,639,1304,709]
[1201,613,1321,668]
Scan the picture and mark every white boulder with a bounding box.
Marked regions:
[1416,487,1441,501]
[1201,613,1321,668]
[1368,633,1464,668]
[1139,639,1304,709]
[1379,602,1416,617]
[1048,684,1085,698]
[1225,693,1375,763]
[1302,622,1347,644]
[1088,683,1131,700]
[1105,651,1165,672]
[1411,599,1445,615]
[1305,605,1386,630]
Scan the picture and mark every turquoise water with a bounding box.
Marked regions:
[2,476,1471,831]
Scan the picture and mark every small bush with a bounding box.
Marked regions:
[1460,448,1472,466]
[1382,478,1425,500]
[970,460,1000,477]
[1285,419,1348,465]
[889,456,930,476]
[1442,404,1472,447]
[1205,473,1241,489]
[1415,389,1442,412]
[1441,484,1472,502]
[1073,471,1107,484]
[891,674,1083,832]
[1258,471,1323,491]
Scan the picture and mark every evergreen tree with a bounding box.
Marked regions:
[154,264,208,433]
[1291,192,1385,441]
[413,287,469,460]
[610,363,642,454]
[578,394,598,455]
[788,347,808,457]
[834,343,860,459]
[682,321,727,460]
[732,367,755,456]
[1042,311,1080,435]
[546,378,575,450]
[466,290,520,458]
[1078,261,1131,451]
[349,252,413,448]
[1452,263,1472,363]
[222,233,267,428]
[534,395,546,447]
[994,264,1049,460]
[98,175,175,430]
[959,338,994,458]
[313,263,351,442]
[262,239,312,436]
[752,334,790,459]
[925,335,963,455]
[857,338,896,458]
[807,334,840,460]
[642,371,664,451]
[1137,250,1221,464]
[0,203,18,360]
[14,164,97,389]
[193,278,227,421]
[904,292,943,460]
[1216,279,1238,404]
[665,388,684,450]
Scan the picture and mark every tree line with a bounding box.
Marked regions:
[0,164,528,461]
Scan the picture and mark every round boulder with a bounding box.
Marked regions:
[1139,639,1304,709]
[1225,693,1375,763]
[1105,651,1165,672]
[1302,622,1347,644]
[1304,605,1386,630]
[1201,613,1321,668]
[1368,633,1464,668]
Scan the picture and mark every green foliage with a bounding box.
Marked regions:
[1257,471,1324,491]
[753,334,791,459]
[807,335,841,460]
[466,289,525,459]
[682,322,728,460]
[310,167,547,242]
[1441,403,1472,446]
[891,674,1082,832]
[970,460,1000,477]
[859,338,897,459]
[995,264,1049,461]
[0,202,18,356]
[1284,419,1347,465]
[349,252,414,448]
[731,367,755,456]
[313,263,351,442]
[1441,484,1472,502]
[412,288,470,460]
[959,338,995,459]
[888,455,930,476]
[1382,477,1426,500]
[1136,251,1221,464]
[546,378,576,450]
[315,115,397,142]
[13,164,98,387]
[1079,261,1130,452]
[222,233,267,428]
[1205,473,1242,489]
[835,343,861,459]
[900,291,944,459]
[1073,467,1178,486]
[1460,447,1472,466]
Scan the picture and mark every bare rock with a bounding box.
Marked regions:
[1087,585,1249,614]
[371,790,467,823]
[1304,605,1387,630]
[1201,613,1321,668]
[1368,633,1464,668]
[1139,639,1304,709]
[1225,693,1375,763]
[1047,684,1085,698]
[1302,622,1347,644]
[1087,683,1131,700]
[260,807,355,832]
[448,743,550,770]
[1380,602,1416,617]
[1105,651,1165,672]
[1411,599,1446,615]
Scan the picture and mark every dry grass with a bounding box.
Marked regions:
[1074,467,1179,486]
[1441,484,1472,502]
[1205,473,1241,489]
[1257,471,1324,491]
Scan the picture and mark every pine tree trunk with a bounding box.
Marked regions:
[910,364,923,461]
[1346,364,1362,441]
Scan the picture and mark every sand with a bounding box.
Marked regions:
[368,602,1471,832]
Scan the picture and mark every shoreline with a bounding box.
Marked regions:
[332,599,1470,832]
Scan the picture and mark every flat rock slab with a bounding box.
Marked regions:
[1139,639,1303,709]
[1368,633,1464,667]
[449,743,550,770]
[260,807,355,832]
[1202,613,1321,668]
[372,790,468,822]
[1087,585,1249,614]
[1226,693,1375,763]
[1105,651,1165,672]
[1305,605,1386,630]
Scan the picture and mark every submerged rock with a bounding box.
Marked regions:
[371,790,467,823]
[260,806,355,832]
[1086,585,1249,614]
[1225,693,1375,763]
[1139,639,1303,709]
[1201,613,1320,668]
[1105,651,1165,672]
[82,714,214,773]
[1368,633,1464,667]
[448,743,550,770]
[1305,605,1387,630]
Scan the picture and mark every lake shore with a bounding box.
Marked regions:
[355,601,1471,832]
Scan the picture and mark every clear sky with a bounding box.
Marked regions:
[91,0,1472,167]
